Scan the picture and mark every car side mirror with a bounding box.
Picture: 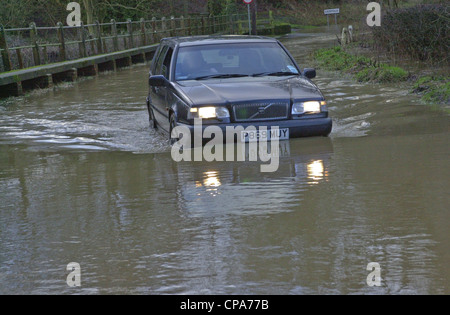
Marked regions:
[149,75,168,87]
[303,68,316,79]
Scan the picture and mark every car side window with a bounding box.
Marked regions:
[161,47,174,79]
[154,45,169,76]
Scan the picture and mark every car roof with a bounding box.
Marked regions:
[161,35,279,47]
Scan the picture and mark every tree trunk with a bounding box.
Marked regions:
[82,0,95,35]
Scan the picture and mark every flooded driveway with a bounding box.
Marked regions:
[0,30,449,294]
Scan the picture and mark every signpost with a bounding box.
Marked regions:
[324,8,340,28]
[243,0,253,34]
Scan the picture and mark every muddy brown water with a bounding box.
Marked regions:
[0,29,449,295]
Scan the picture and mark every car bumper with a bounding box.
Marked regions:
[178,118,333,141]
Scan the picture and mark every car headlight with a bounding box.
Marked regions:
[292,101,326,115]
[198,107,216,119]
[190,106,230,119]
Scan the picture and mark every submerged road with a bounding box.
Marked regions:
[0,29,449,294]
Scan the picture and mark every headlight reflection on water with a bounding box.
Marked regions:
[194,160,326,199]
[307,160,326,184]
[195,171,222,197]
[295,159,327,185]
[203,171,221,188]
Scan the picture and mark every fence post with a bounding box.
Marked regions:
[151,17,157,43]
[180,16,185,36]
[161,17,167,38]
[0,25,12,71]
[187,17,192,36]
[16,48,24,69]
[201,16,206,35]
[95,21,103,54]
[127,19,134,49]
[140,18,147,46]
[170,16,176,37]
[29,23,42,66]
[57,22,67,61]
[238,16,243,35]
[42,46,49,64]
[110,20,119,51]
[79,22,87,58]
[210,15,215,34]
[89,34,95,55]
[269,10,274,27]
[229,14,234,34]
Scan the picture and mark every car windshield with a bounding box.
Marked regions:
[175,42,299,81]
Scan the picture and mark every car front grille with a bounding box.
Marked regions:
[233,102,289,122]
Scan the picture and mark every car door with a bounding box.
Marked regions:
[149,45,174,133]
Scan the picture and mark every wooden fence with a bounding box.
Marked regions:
[0,13,260,73]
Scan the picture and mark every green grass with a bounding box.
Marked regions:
[355,65,409,83]
[412,76,450,105]
[314,46,409,83]
[313,46,449,107]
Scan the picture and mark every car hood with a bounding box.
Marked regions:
[175,77,323,105]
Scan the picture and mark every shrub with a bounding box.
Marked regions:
[372,4,449,63]
[257,27,274,36]
[377,65,409,82]
[355,68,372,82]
[274,23,291,35]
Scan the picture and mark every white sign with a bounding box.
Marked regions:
[324,8,340,15]
[243,0,253,4]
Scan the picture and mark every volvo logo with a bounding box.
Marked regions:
[258,103,274,114]
[249,103,275,119]
[258,106,267,114]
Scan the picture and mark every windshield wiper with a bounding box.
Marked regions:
[194,74,249,80]
[252,71,299,77]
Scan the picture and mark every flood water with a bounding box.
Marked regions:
[0,29,449,295]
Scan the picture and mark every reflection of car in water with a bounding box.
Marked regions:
[168,138,334,216]
[147,36,333,144]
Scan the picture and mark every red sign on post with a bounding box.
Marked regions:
[243,0,253,4]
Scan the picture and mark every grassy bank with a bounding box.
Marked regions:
[412,76,450,105]
[314,46,409,83]
[313,46,449,107]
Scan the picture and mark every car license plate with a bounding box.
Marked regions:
[241,128,289,143]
